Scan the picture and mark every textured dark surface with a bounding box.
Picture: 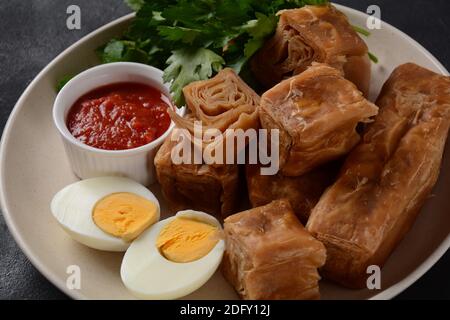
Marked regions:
[0,0,449,300]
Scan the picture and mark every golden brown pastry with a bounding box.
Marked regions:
[307,63,450,288]
[222,200,326,300]
[155,68,262,217]
[169,68,260,164]
[154,136,239,218]
[251,4,371,96]
[245,163,338,224]
[259,63,378,177]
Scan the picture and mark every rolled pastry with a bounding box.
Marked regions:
[246,163,339,224]
[259,63,378,177]
[154,135,239,218]
[222,200,326,300]
[169,68,260,164]
[251,4,371,96]
[307,63,450,288]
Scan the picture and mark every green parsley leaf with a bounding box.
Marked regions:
[101,40,125,63]
[125,0,145,11]
[98,40,150,64]
[56,74,74,92]
[163,48,225,105]
[243,38,265,59]
[158,26,202,44]
[242,13,278,39]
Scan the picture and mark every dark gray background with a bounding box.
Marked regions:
[0,0,449,300]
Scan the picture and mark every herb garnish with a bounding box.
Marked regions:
[98,0,329,106]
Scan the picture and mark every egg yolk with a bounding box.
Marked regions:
[93,192,158,242]
[156,217,220,263]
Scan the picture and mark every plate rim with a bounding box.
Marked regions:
[1,5,449,300]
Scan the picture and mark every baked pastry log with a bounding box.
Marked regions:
[259,63,378,177]
[307,63,450,288]
[169,68,260,164]
[222,200,326,300]
[154,136,239,218]
[251,4,371,96]
[245,163,338,224]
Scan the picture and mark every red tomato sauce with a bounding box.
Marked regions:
[67,82,172,150]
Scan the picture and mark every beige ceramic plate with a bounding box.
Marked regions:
[1,5,449,300]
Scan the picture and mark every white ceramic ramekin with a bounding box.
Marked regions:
[53,62,184,185]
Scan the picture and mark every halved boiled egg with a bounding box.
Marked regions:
[51,176,160,252]
[121,210,225,300]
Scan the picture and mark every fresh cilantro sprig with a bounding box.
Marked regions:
[98,0,329,106]
[163,48,225,104]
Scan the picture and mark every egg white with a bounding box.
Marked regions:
[50,176,160,252]
[120,210,225,300]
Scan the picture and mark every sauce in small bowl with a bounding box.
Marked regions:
[67,82,171,151]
